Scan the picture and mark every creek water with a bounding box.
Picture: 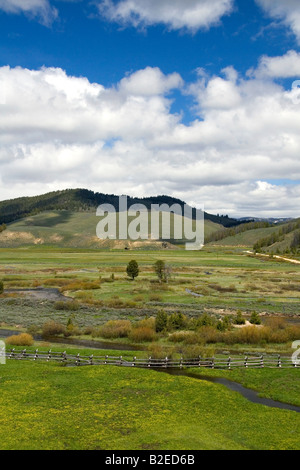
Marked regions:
[0,328,144,351]
[1,286,300,412]
[1,325,299,412]
[156,369,300,413]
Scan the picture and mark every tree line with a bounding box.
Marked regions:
[0,188,241,227]
[253,219,300,252]
[206,220,272,244]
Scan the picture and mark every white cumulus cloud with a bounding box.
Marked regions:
[251,50,300,78]
[0,62,300,217]
[0,0,58,24]
[255,0,300,44]
[97,0,234,32]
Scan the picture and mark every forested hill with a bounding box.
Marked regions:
[0,188,241,227]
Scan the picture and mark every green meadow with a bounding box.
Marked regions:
[0,245,300,450]
[1,246,299,326]
[0,354,299,450]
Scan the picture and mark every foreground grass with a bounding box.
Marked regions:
[0,359,299,450]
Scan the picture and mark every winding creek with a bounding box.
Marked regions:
[156,369,300,414]
[1,328,299,414]
[1,287,300,414]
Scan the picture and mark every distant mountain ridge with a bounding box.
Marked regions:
[238,217,293,224]
[0,188,241,228]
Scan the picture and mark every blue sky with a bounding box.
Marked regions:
[0,0,300,217]
[1,1,296,92]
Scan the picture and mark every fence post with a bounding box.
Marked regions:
[148,356,152,368]
[22,349,27,359]
[61,351,67,364]
[9,348,15,359]
[227,356,231,370]
[277,355,281,368]
[75,353,81,366]
[34,349,38,361]
[180,356,183,369]
[244,356,248,368]
[89,355,94,365]
[211,356,215,369]
[198,355,201,367]
[105,355,108,364]
[47,349,52,362]
[132,356,136,367]
[165,356,168,368]
[260,354,264,368]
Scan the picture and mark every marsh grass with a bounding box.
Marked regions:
[0,247,300,351]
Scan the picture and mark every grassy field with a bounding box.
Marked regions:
[1,246,299,321]
[0,353,299,450]
[0,246,300,450]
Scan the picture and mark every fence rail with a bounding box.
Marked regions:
[1,348,299,369]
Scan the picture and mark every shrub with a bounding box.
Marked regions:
[264,317,286,330]
[105,298,125,308]
[99,320,132,339]
[82,326,94,335]
[6,333,34,346]
[234,310,246,325]
[129,326,156,342]
[42,320,66,338]
[147,344,174,359]
[286,325,300,341]
[225,326,262,344]
[44,278,101,291]
[198,326,222,344]
[155,310,168,332]
[181,345,215,359]
[136,317,156,329]
[167,312,187,330]
[208,283,237,293]
[133,295,144,302]
[168,331,193,343]
[250,311,262,325]
[195,313,216,328]
[64,316,81,337]
[149,294,163,302]
[27,325,40,336]
[54,300,80,311]
[62,280,100,291]
[90,327,102,338]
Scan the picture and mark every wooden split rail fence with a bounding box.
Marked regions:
[1,347,299,369]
